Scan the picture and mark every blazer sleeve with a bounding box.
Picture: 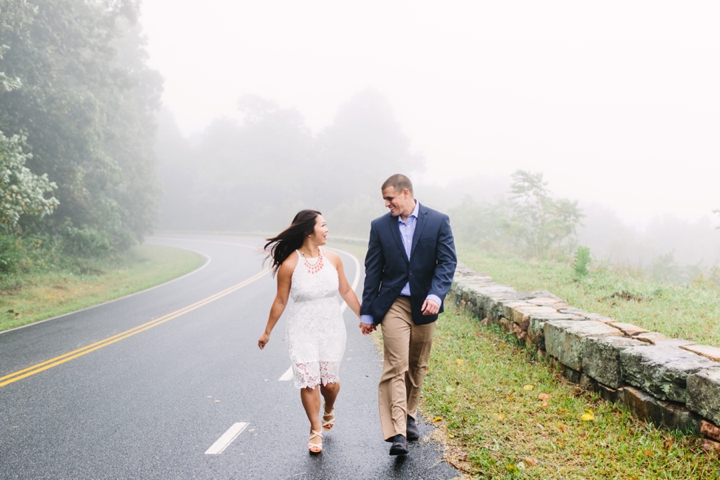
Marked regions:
[428,214,457,302]
[360,221,384,318]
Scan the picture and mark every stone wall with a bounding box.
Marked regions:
[451,263,720,453]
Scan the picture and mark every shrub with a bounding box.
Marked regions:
[573,245,591,279]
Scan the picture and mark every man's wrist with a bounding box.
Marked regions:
[360,314,374,325]
[426,294,442,307]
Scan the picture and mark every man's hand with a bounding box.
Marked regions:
[421,299,440,315]
[359,322,376,335]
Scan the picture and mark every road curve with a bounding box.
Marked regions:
[0,234,458,479]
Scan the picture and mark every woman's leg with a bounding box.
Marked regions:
[300,386,322,432]
[320,382,340,412]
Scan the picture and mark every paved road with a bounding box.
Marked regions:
[0,235,458,479]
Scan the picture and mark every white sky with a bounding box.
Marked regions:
[139,1,720,225]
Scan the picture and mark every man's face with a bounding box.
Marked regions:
[382,186,413,217]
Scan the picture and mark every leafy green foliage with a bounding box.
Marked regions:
[0,132,58,232]
[573,245,591,279]
[507,170,584,257]
[448,170,584,259]
[0,0,161,251]
[0,0,35,92]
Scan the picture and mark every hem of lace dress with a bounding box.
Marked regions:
[294,376,341,390]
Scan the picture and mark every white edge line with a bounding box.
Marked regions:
[279,367,294,381]
[0,248,212,336]
[325,246,362,312]
[2,236,273,336]
[205,422,249,455]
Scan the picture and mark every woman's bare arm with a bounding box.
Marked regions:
[327,250,361,318]
[258,257,295,349]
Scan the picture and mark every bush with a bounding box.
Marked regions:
[573,245,591,279]
[62,227,114,258]
[0,234,23,273]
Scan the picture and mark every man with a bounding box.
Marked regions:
[359,173,457,456]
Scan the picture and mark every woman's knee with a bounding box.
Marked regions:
[321,382,339,394]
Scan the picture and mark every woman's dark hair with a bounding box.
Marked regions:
[265,209,322,275]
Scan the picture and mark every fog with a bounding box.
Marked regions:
[141,1,720,274]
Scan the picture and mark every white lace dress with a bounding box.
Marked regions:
[285,248,347,389]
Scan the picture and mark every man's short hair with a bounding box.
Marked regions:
[382,174,413,195]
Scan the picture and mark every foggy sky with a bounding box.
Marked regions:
[140,1,720,226]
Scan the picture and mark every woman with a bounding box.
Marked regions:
[258,210,361,454]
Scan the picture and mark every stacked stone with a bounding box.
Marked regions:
[451,263,720,452]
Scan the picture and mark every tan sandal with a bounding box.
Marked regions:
[308,429,323,453]
[322,407,335,431]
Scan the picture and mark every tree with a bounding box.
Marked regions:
[0,0,161,251]
[506,170,583,257]
[0,131,58,232]
[0,0,35,92]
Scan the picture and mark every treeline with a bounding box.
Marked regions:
[0,0,161,272]
[447,170,584,258]
[156,90,424,236]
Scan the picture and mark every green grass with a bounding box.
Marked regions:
[421,304,720,479]
[0,244,205,331]
[459,245,720,348]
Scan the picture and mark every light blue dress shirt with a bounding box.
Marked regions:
[360,200,442,325]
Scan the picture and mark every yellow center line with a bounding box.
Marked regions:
[0,268,271,388]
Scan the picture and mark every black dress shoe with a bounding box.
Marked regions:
[406,416,420,441]
[389,434,409,455]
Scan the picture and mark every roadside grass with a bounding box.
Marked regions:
[0,244,204,331]
[421,304,720,479]
[458,246,720,348]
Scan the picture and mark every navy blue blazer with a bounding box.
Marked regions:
[361,203,457,325]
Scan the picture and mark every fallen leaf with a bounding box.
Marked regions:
[538,393,551,401]
[432,416,442,423]
[541,402,549,409]
[497,413,505,420]
[581,412,595,421]
[456,358,464,365]
[445,386,455,393]
[448,433,455,438]
[523,385,534,391]
[524,457,539,467]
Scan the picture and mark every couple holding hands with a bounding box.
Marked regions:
[258,174,457,455]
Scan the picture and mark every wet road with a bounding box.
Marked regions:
[0,234,459,479]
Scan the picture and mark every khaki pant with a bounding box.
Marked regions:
[378,297,435,440]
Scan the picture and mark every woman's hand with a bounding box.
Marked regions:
[258,332,270,350]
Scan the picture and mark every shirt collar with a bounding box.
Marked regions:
[398,199,419,223]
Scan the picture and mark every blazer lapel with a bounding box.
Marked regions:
[410,203,428,259]
[388,213,406,260]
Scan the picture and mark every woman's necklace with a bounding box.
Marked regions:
[300,248,323,274]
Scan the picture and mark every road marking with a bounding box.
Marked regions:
[279,367,294,381]
[0,252,213,336]
[0,268,271,389]
[205,422,249,455]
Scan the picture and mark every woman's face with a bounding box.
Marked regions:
[311,215,329,245]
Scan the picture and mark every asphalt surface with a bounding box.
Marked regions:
[0,234,459,479]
